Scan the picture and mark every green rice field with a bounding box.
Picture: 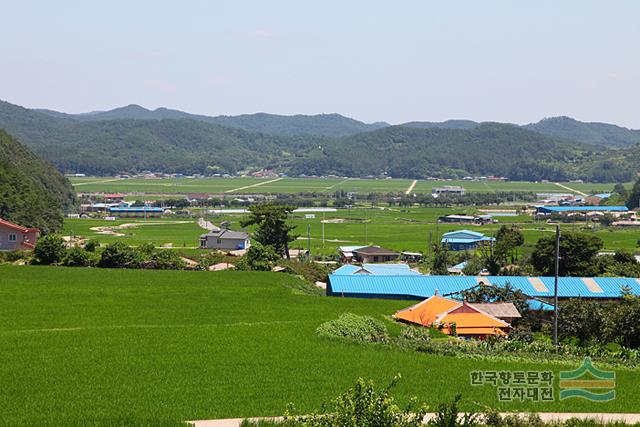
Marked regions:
[2,266,639,426]
[64,206,640,255]
[70,177,629,196]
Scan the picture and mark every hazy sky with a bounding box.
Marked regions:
[1,1,639,127]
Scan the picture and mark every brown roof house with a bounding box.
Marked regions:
[352,246,400,263]
[0,218,39,251]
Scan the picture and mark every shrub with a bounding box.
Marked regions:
[83,239,99,252]
[142,249,186,270]
[316,313,389,343]
[98,242,139,268]
[280,376,427,427]
[33,234,66,265]
[62,247,97,267]
[239,242,280,271]
[396,325,431,350]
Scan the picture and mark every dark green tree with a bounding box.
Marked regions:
[240,242,280,271]
[531,231,603,276]
[558,298,605,344]
[240,204,297,258]
[430,244,450,275]
[32,234,66,265]
[627,177,640,210]
[494,225,525,264]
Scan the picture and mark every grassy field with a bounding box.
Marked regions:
[63,206,640,255]
[2,266,639,426]
[70,177,628,196]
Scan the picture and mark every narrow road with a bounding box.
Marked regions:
[190,413,640,427]
[324,177,352,191]
[224,177,283,193]
[73,177,124,187]
[554,182,588,196]
[405,179,418,195]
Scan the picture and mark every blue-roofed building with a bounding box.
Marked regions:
[327,274,640,301]
[108,207,165,218]
[332,263,421,276]
[441,230,495,251]
[535,205,628,214]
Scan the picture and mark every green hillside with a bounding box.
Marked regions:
[0,129,75,233]
[3,100,639,181]
[288,123,631,182]
[36,103,388,137]
[525,116,640,149]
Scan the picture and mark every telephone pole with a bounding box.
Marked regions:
[553,224,560,347]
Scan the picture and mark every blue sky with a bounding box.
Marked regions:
[1,1,639,127]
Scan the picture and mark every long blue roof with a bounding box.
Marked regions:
[332,263,420,276]
[108,207,164,213]
[328,274,640,299]
[535,205,628,213]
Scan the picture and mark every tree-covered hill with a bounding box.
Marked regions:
[2,99,638,181]
[525,116,640,149]
[288,123,632,182]
[0,130,75,233]
[35,103,388,137]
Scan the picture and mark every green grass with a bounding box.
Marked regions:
[64,206,640,256]
[1,266,640,426]
[63,218,204,248]
[70,177,628,197]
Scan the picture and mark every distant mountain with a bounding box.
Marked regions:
[36,104,389,138]
[0,129,75,233]
[288,123,632,182]
[1,100,323,175]
[401,120,479,130]
[3,99,638,182]
[525,116,640,149]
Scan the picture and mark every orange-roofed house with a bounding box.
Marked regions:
[0,218,39,251]
[393,295,512,337]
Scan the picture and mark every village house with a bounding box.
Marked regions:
[393,295,516,337]
[440,229,495,251]
[431,186,465,197]
[0,218,39,251]
[199,230,250,250]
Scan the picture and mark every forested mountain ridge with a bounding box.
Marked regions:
[2,99,639,182]
[35,103,389,137]
[288,123,634,182]
[524,116,640,148]
[29,100,640,147]
[0,129,75,233]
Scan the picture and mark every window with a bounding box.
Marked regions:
[8,233,17,242]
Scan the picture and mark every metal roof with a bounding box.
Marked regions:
[328,274,640,299]
[108,207,164,213]
[332,263,420,276]
[535,205,628,213]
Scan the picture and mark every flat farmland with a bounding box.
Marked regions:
[2,266,639,426]
[65,207,640,255]
[70,177,626,196]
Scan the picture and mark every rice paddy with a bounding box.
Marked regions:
[2,266,639,426]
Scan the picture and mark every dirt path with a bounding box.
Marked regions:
[224,177,283,193]
[405,179,418,195]
[189,413,640,427]
[554,182,588,196]
[324,177,352,190]
[89,220,193,236]
[73,177,124,187]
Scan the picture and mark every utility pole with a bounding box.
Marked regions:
[322,212,325,247]
[307,224,311,259]
[553,224,561,347]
